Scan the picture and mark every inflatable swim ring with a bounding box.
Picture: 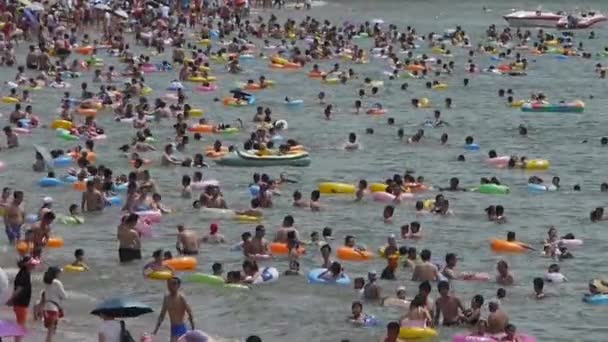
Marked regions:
[163,257,197,271]
[336,247,373,261]
[307,268,351,286]
[318,182,356,194]
[490,239,527,253]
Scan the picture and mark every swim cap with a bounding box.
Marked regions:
[43,196,53,204]
[210,223,219,234]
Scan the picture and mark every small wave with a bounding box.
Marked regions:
[285,0,327,8]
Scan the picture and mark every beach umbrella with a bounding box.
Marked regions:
[0,321,26,338]
[33,144,54,172]
[91,297,153,318]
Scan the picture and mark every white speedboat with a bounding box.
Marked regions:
[556,12,608,29]
[503,10,564,28]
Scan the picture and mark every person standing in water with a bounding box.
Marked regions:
[153,277,195,342]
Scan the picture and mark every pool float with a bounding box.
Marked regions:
[188,76,216,83]
[308,71,326,78]
[486,156,510,167]
[477,184,510,195]
[322,78,340,84]
[215,150,311,167]
[135,210,162,223]
[558,238,583,247]
[234,215,262,223]
[452,334,499,342]
[39,177,63,187]
[509,100,526,108]
[407,64,426,72]
[76,108,97,117]
[432,83,448,90]
[465,143,480,151]
[372,191,414,202]
[148,271,173,280]
[527,183,549,192]
[269,242,306,256]
[419,97,431,108]
[70,151,96,163]
[285,99,303,107]
[584,294,608,304]
[105,196,122,206]
[318,182,356,194]
[403,183,428,193]
[196,84,218,92]
[47,237,64,248]
[51,119,73,130]
[524,159,550,170]
[64,264,86,272]
[2,96,19,104]
[191,179,220,190]
[222,96,256,107]
[521,101,584,113]
[57,215,84,225]
[366,108,386,115]
[369,183,388,192]
[307,268,351,286]
[336,247,373,262]
[72,181,86,192]
[198,39,211,46]
[163,257,197,271]
[490,239,527,253]
[167,82,183,91]
[252,267,279,284]
[189,108,204,117]
[216,127,240,135]
[75,46,94,55]
[489,333,536,342]
[188,124,214,133]
[399,327,438,340]
[14,127,31,135]
[113,183,128,193]
[184,273,224,286]
[141,87,153,95]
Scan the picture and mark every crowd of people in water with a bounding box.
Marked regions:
[0,0,607,341]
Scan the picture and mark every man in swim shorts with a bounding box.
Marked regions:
[117,214,142,263]
[153,277,195,342]
[4,190,24,244]
[175,225,200,254]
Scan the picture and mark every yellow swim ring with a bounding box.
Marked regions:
[64,264,86,272]
[369,183,388,193]
[524,159,550,170]
[148,271,173,280]
[318,182,356,194]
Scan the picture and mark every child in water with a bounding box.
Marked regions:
[71,248,89,270]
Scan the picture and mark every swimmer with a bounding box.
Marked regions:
[318,261,343,281]
[487,301,509,334]
[152,277,195,342]
[243,225,270,261]
[344,132,360,150]
[348,301,370,326]
[412,249,440,282]
[383,205,394,223]
[201,223,226,244]
[434,281,464,326]
[355,179,367,201]
[496,260,514,286]
[143,249,174,277]
[70,249,89,270]
[175,225,200,255]
[439,177,466,191]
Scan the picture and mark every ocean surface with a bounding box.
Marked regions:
[1,0,608,341]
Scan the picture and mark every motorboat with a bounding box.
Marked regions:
[556,12,608,29]
[503,10,564,28]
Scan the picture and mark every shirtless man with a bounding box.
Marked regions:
[117,214,142,263]
[243,225,270,260]
[200,223,225,244]
[25,45,38,70]
[274,215,300,243]
[30,212,55,251]
[161,144,181,166]
[496,260,514,285]
[81,180,104,212]
[175,225,200,255]
[487,301,509,334]
[153,277,195,342]
[4,190,24,244]
[382,321,402,342]
[412,249,439,282]
[434,281,464,326]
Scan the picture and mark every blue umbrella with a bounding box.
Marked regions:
[91,297,153,318]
